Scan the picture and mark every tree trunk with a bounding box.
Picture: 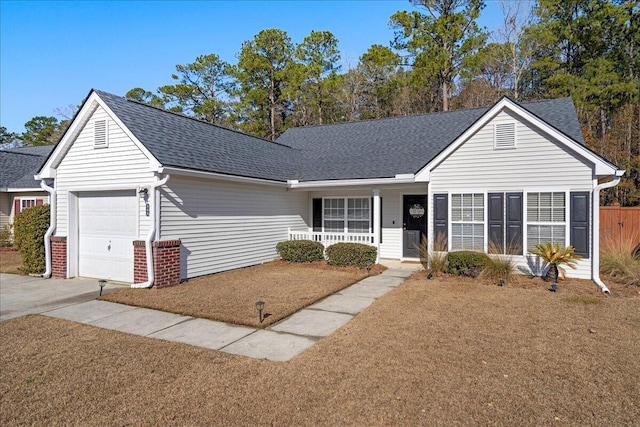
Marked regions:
[544,264,559,282]
[442,80,449,112]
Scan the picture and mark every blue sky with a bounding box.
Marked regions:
[1,0,504,133]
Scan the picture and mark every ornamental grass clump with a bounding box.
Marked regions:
[13,204,50,275]
[276,240,324,262]
[528,241,581,282]
[600,233,640,286]
[415,233,448,275]
[325,243,377,267]
[480,242,518,283]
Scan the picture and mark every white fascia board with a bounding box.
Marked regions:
[159,166,288,187]
[288,176,416,190]
[5,188,48,193]
[415,97,620,181]
[36,91,163,180]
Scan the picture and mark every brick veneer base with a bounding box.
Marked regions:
[51,236,67,278]
[133,240,181,288]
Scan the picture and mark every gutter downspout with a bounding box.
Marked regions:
[592,172,623,294]
[131,174,170,289]
[41,180,56,278]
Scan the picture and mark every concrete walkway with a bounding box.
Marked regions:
[3,261,421,362]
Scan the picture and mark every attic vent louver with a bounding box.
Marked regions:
[494,122,516,149]
[94,119,108,148]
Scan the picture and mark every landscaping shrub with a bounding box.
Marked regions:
[446,251,490,277]
[0,224,12,247]
[325,242,377,267]
[12,204,50,274]
[276,240,324,262]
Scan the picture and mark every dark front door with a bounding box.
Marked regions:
[403,195,428,258]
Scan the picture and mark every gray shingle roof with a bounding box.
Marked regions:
[90,90,586,183]
[0,146,54,189]
[277,97,586,181]
[96,90,299,182]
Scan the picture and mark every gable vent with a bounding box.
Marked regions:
[494,122,516,149]
[94,119,108,148]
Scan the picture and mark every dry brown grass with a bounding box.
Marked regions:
[0,250,22,274]
[100,260,384,327]
[2,274,639,426]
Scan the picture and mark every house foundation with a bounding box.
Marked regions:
[51,236,67,278]
[133,240,181,288]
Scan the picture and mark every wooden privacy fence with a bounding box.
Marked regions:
[600,205,640,248]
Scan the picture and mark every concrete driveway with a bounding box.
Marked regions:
[0,273,123,321]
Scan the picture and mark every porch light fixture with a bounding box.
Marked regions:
[550,283,558,292]
[138,187,148,197]
[98,279,107,296]
[255,300,265,323]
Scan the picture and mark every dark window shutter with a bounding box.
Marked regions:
[14,199,20,215]
[36,199,43,206]
[505,193,523,255]
[433,194,448,250]
[488,193,504,253]
[570,192,590,258]
[312,198,322,232]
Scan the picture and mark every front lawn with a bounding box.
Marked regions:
[1,275,638,425]
[0,250,23,274]
[99,260,384,327]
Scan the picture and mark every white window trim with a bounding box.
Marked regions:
[322,196,372,234]
[18,197,37,214]
[525,190,569,249]
[450,192,486,251]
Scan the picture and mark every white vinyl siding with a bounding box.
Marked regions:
[451,193,484,251]
[430,110,593,191]
[54,105,155,237]
[527,192,566,249]
[429,110,595,279]
[0,193,11,232]
[160,176,308,280]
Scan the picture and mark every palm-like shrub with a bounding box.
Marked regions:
[529,242,582,282]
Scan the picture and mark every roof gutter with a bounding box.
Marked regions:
[40,180,56,278]
[592,170,624,294]
[131,174,170,289]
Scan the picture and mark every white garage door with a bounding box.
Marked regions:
[78,191,138,283]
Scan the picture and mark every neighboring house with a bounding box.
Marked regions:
[36,89,623,292]
[0,146,53,236]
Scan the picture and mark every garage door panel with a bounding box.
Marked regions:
[78,191,137,283]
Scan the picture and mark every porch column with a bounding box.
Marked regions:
[373,189,381,263]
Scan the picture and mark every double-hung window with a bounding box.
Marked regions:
[20,198,36,212]
[527,192,565,249]
[323,197,370,233]
[451,193,484,251]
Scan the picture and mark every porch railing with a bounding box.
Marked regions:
[288,228,376,247]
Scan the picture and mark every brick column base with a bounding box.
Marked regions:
[133,240,181,288]
[51,236,67,278]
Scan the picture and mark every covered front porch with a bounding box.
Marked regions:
[286,183,429,262]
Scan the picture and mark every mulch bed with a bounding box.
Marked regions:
[100,260,385,327]
[1,273,638,426]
